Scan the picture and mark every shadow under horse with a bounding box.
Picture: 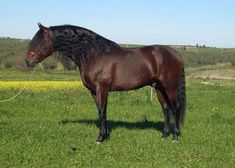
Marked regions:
[60,119,166,135]
[25,23,186,143]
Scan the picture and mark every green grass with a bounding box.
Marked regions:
[0,79,234,167]
[0,68,80,81]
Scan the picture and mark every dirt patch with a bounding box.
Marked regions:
[189,68,235,80]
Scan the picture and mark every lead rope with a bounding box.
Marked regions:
[0,66,37,103]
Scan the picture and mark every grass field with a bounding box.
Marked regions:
[0,68,81,81]
[0,69,234,167]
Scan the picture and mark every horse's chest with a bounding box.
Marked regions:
[80,69,95,91]
[80,65,112,91]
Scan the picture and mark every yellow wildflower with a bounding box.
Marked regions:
[0,81,84,91]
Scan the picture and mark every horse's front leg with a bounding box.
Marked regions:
[91,87,109,144]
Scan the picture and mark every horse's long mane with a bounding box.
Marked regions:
[49,25,120,67]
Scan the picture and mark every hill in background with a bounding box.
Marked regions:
[0,37,234,70]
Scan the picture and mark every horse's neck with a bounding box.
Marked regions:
[54,39,116,67]
[53,37,91,68]
[52,28,120,70]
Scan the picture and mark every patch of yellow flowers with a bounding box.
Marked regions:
[0,81,84,91]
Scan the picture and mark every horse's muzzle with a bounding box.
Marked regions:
[25,58,37,67]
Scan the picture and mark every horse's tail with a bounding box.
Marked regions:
[177,67,186,125]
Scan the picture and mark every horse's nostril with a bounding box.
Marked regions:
[25,59,30,66]
[25,58,35,67]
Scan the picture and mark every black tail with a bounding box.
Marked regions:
[177,68,186,125]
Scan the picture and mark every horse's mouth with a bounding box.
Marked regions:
[25,58,37,67]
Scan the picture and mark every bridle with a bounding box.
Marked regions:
[28,29,53,62]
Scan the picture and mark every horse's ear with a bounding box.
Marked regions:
[37,22,51,36]
[37,22,46,30]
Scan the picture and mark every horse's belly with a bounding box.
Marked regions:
[111,63,153,91]
[103,49,159,91]
[111,79,149,91]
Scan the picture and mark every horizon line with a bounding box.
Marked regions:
[0,36,234,49]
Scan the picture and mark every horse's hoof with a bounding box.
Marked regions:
[172,138,179,143]
[96,134,109,144]
[162,132,170,140]
[172,140,179,143]
[96,141,102,145]
[161,136,168,140]
[173,134,179,141]
[96,138,104,144]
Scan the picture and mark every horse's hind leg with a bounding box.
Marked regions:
[159,88,180,141]
[172,100,180,140]
[156,90,171,139]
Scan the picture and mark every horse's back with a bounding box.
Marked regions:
[141,45,183,65]
[134,45,184,79]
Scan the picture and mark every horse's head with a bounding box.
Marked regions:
[25,23,53,67]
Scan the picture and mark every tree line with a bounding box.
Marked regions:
[0,37,234,70]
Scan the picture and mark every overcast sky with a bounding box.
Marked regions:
[0,0,235,48]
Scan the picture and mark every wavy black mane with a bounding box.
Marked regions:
[49,25,120,67]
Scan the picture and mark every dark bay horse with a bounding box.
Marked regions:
[25,23,186,143]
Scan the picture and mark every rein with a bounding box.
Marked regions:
[0,66,37,103]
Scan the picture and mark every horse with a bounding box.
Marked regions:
[25,23,186,143]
